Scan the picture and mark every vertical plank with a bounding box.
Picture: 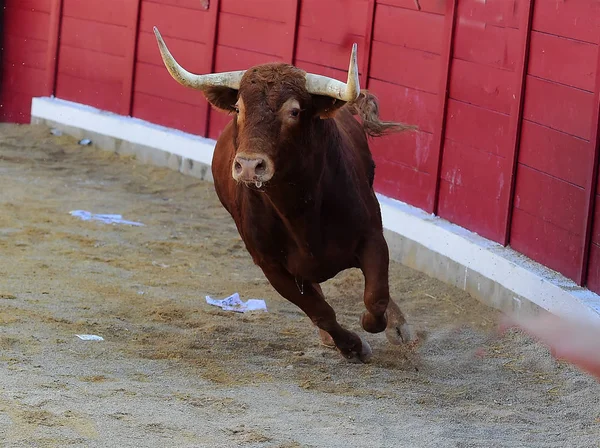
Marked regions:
[502,0,534,246]
[430,0,457,215]
[283,0,300,65]
[123,0,142,116]
[45,0,63,96]
[204,0,221,138]
[360,0,376,89]
[579,43,600,285]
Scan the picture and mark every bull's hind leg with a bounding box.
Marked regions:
[261,264,372,362]
[359,231,414,345]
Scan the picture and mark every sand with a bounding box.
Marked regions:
[0,123,598,447]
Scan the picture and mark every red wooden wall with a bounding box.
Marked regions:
[3,0,600,295]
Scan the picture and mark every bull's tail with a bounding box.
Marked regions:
[347,90,418,138]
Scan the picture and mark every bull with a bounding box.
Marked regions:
[154,27,416,362]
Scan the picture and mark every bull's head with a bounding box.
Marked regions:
[153,27,360,188]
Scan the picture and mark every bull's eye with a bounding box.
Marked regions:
[290,108,300,118]
[233,105,240,114]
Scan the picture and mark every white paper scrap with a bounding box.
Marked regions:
[70,210,144,227]
[76,334,104,341]
[205,293,267,313]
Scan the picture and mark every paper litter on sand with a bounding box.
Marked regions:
[76,334,104,341]
[205,293,267,313]
[70,210,144,227]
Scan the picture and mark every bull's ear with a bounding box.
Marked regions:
[312,95,347,119]
[203,86,239,113]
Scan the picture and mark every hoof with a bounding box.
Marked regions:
[341,335,373,364]
[385,321,416,346]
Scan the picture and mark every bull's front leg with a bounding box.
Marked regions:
[260,264,372,363]
[358,231,414,345]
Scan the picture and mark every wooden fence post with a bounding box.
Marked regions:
[501,0,535,246]
[123,0,142,116]
[430,0,457,215]
[45,0,63,97]
[577,32,600,286]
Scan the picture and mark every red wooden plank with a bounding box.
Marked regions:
[213,45,282,72]
[299,0,368,42]
[456,0,519,29]
[5,0,52,13]
[372,4,444,55]
[139,1,213,43]
[295,35,365,75]
[1,65,47,97]
[440,138,510,201]
[585,243,600,294]
[522,76,595,140]
[532,0,600,44]
[295,37,365,74]
[45,0,62,96]
[528,31,597,93]
[370,129,435,174]
[60,17,130,57]
[3,7,50,41]
[134,62,205,107]
[221,0,293,23]
[141,0,209,11]
[519,121,590,188]
[438,138,511,243]
[376,0,445,15]
[0,90,35,123]
[437,180,507,243]
[369,41,440,93]
[132,92,206,135]
[449,58,514,115]
[453,21,520,71]
[430,0,457,215]
[444,99,511,158]
[373,158,434,210]
[513,165,585,236]
[57,46,125,85]
[62,0,138,27]
[55,74,124,113]
[502,0,534,246]
[218,12,289,58]
[3,36,48,69]
[367,78,437,134]
[510,208,581,282]
[295,61,347,79]
[136,32,209,72]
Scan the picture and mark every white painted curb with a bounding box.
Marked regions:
[31,96,600,324]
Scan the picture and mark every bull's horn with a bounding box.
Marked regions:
[154,27,245,90]
[304,43,360,102]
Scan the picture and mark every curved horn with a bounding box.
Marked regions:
[304,43,360,102]
[154,27,245,91]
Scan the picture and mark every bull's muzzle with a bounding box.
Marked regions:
[232,153,274,186]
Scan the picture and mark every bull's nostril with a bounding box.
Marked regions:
[255,161,266,175]
[234,161,243,174]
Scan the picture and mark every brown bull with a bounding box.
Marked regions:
[154,27,416,362]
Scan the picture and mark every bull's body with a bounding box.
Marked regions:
[154,29,414,361]
[212,106,375,283]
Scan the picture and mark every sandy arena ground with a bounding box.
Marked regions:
[0,123,599,447]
